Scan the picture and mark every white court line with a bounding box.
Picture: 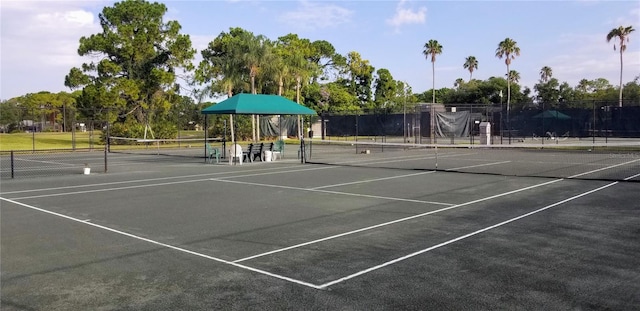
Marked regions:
[231,178,564,263]
[0,197,322,290]
[12,157,77,166]
[215,166,336,180]
[10,178,214,200]
[310,171,436,190]
[445,160,512,171]
[567,158,640,179]
[625,172,640,180]
[7,166,343,200]
[322,151,470,167]
[211,179,454,206]
[309,160,510,190]
[316,181,620,289]
[233,158,639,263]
[1,164,322,195]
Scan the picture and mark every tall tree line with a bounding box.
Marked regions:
[1,0,636,136]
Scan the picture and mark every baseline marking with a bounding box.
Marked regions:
[316,181,620,289]
[0,197,322,290]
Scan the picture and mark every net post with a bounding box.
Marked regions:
[204,115,208,163]
[435,145,438,170]
[104,144,108,173]
[106,122,111,153]
[592,100,596,146]
[222,138,226,159]
[10,151,15,179]
[300,137,305,163]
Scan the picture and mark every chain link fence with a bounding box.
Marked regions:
[317,100,640,145]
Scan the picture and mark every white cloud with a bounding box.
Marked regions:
[614,7,639,26]
[386,0,426,31]
[544,32,639,87]
[1,1,106,98]
[279,0,353,30]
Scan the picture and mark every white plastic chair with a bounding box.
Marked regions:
[228,144,243,165]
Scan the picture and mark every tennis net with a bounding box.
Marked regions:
[303,139,640,182]
[108,137,225,158]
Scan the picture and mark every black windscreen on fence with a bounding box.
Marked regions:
[319,102,640,144]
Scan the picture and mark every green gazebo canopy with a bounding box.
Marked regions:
[201,93,317,115]
[532,110,571,120]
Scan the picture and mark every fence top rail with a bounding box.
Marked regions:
[0,148,103,155]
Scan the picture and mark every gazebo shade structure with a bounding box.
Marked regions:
[532,110,571,120]
[201,94,317,115]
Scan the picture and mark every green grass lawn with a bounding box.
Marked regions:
[0,132,104,151]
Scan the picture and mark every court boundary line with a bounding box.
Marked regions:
[0,196,323,290]
[309,160,511,190]
[11,157,77,166]
[1,164,310,195]
[9,165,337,200]
[9,164,440,200]
[10,178,217,200]
[2,165,335,197]
[211,179,456,206]
[315,181,620,289]
[230,178,564,263]
[310,171,436,190]
[444,160,512,171]
[4,158,637,290]
[315,151,471,167]
[568,158,640,178]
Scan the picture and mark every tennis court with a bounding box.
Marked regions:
[1,144,639,310]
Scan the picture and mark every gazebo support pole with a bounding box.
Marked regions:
[230,114,235,147]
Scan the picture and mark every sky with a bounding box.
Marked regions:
[1,0,639,101]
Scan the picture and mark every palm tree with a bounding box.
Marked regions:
[540,66,552,83]
[495,38,521,110]
[241,34,271,141]
[507,70,521,84]
[454,78,465,89]
[423,39,443,104]
[463,56,478,81]
[607,25,635,107]
[577,79,591,93]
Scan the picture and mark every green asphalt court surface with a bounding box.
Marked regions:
[1,151,639,310]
